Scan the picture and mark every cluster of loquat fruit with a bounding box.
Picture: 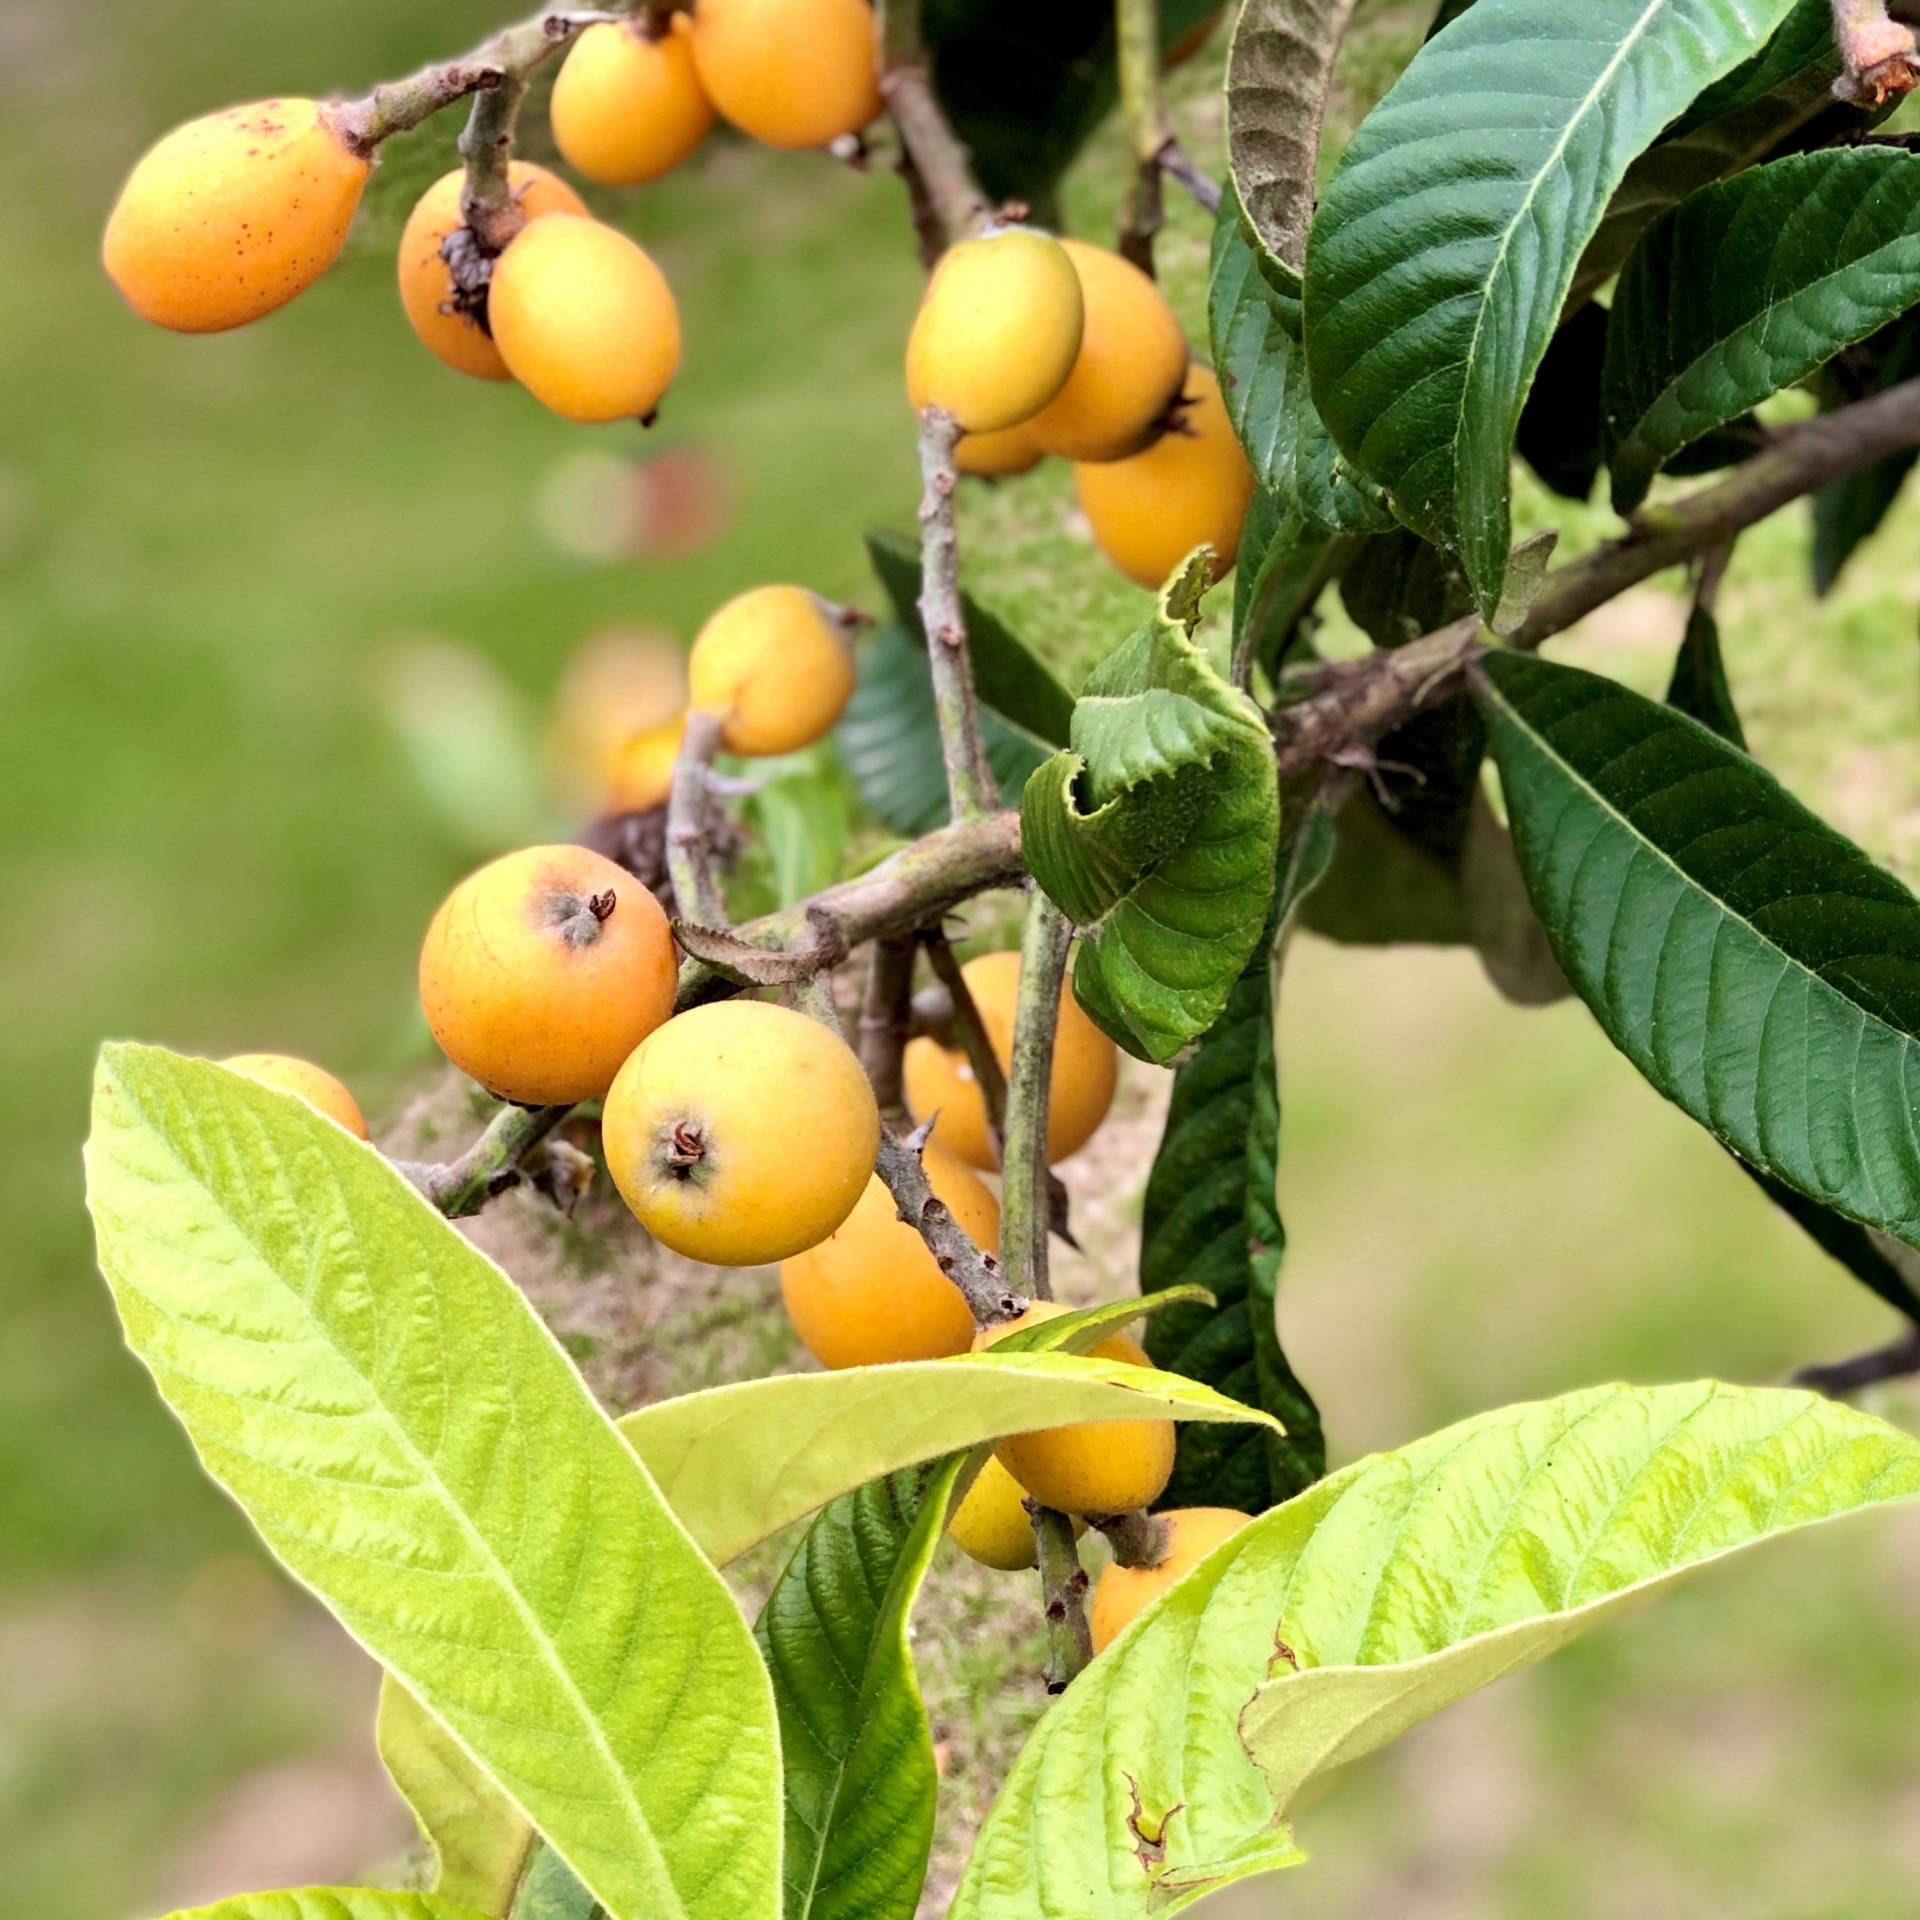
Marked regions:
[100,0,1255,593]
[104,0,1261,1654]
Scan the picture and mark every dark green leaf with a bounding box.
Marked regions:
[1339,527,1474,652]
[756,1463,956,1920]
[1208,185,1395,535]
[1666,603,1747,749]
[1812,310,1920,594]
[865,530,1074,746]
[1570,1,1845,310]
[835,625,1049,837]
[1142,805,1334,1510]
[1477,650,1920,1249]
[1224,0,1361,273]
[1233,492,1354,681]
[1514,301,1609,504]
[1605,149,1920,511]
[1304,0,1803,615]
[1022,557,1283,1062]
[1736,1160,1920,1323]
[1298,784,1471,946]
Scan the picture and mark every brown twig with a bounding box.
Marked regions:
[879,0,992,248]
[999,891,1070,1303]
[1793,1326,1920,1397]
[1157,136,1223,217]
[666,708,729,931]
[874,1126,1026,1324]
[859,935,918,1125]
[1031,1502,1094,1692]
[919,928,1009,1153]
[1116,0,1167,273]
[395,1100,571,1218]
[916,407,1001,822]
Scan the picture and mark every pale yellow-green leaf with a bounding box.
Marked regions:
[377,1675,532,1916]
[618,1351,1277,1565]
[160,1895,491,1920]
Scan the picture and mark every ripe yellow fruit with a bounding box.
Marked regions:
[552,18,716,186]
[1074,366,1256,590]
[976,1302,1176,1516]
[603,716,686,815]
[948,1456,1038,1570]
[780,1143,996,1368]
[687,585,857,756]
[1089,1507,1252,1654]
[906,228,1085,433]
[103,99,371,333]
[689,0,883,149]
[1027,241,1190,463]
[418,844,679,1106]
[603,1000,880,1265]
[397,163,587,381]
[487,216,682,423]
[223,1053,368,1139]
[551,628,688,811]
[902,949,1119,1170]
[954,420,1047,479]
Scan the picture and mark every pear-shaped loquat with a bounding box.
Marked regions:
[903,949,1118,1170]
[906,228,1085,434]
[397,163,587,381]
[687,585,857,756]
[975,1302,1176,1517]
[1089,1507,1252,1654]
[779,1142,996,1368]
[689,0,883,150]
[552,18,716,186]
[104,99,371,333]
[1074,365,1255,590]
[487,215,682,423]
[222,1053,368,1139]
[418,844,678,1106]
[602,1000,881,1266]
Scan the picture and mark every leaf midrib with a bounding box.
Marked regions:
[105,1076,678,1920]
[1482,669,1920,1088]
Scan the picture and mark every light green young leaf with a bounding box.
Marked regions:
[85,1048,780,1920]
[377,1676,532,1917]
[1021,556,1282,1063]
[757,1462,959,1920]
[617,1348,1276,1567]
[952,1382,1920,1920]
[1476,650,1920,1247]
[161,1896,491,1920]
[1304,0,1802,615]
[1605,148,1920,509]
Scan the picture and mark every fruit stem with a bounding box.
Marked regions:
[915,407,1000,825]
[1000,889,1071,1302]
[1030,1502,1093,1692]
[919,928,1009,1155]
[878,0,994,247]
[857,933,918,1124]
[396,1099,573,1218]
[335,10,608,158]
[874,1128,1026,1324]
[1115,0,1167,274]
[666,707,731,930]
[1092,1508,1172,1569]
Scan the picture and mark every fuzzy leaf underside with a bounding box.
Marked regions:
[950,1382,1920,1920]
[1022,558,1283,1063]
[1304,0,1803,615]
[1477,651,1920,1247]
[1605,148,1920,509]
[85,1048,780,1920]
[616,1344,1273,1568]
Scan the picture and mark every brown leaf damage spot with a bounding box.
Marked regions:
[1123,1773,1186,1877]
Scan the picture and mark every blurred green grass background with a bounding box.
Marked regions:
[6,2,1920,1915]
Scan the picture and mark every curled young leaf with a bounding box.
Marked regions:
[1021,555,1282,1063]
